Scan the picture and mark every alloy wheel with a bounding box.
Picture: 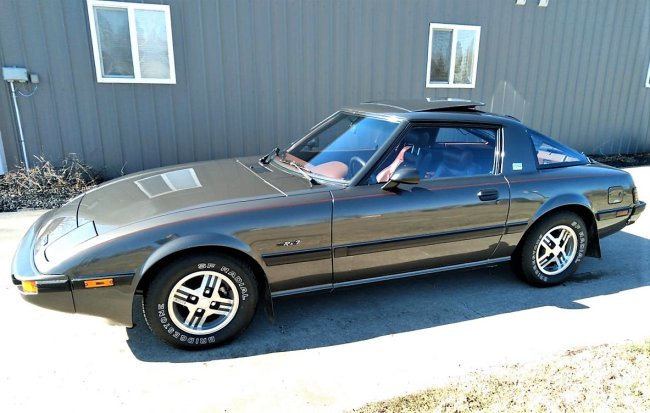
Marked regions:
[535,224,578,276]
[167,270,240,335]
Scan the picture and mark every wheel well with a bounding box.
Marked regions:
[136,246,270,299]
[513,205,601,259]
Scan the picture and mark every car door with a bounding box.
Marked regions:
[331,124,510,284]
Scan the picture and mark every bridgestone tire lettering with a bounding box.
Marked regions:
[143,253,258,350]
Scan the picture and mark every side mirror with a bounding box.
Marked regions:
[381,167,420,191]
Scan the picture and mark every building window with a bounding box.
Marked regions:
[87,0,176,84]
[646,61,650,88]
[426,23,480,88]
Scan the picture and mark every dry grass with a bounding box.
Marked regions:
[0,154,102,212]
[353,340,650,413]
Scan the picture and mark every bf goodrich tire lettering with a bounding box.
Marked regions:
[519,212,587,287]
[143,254,258,350]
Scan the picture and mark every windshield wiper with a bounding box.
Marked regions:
[278,158,319,186]
[259,147,279,165]
[289,161,319,187]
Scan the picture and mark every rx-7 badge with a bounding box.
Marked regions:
[277,240,301,247]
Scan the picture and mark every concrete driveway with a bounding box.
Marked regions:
[1,167,649,413]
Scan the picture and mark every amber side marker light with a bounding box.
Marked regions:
[22,281,38,294]
[84,279,114,288]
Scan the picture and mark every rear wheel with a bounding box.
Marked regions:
[519,212,587,286]
[143,253,258,349]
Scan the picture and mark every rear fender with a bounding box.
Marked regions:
[531,193,591,223]
[527,194,601,258]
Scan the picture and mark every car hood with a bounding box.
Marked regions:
[78,156,314,233]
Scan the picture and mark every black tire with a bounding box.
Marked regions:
[143,253,258,350]
[509,250,526,282]
[518,211,587,287]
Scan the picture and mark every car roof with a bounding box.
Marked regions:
[345,98,484,113]
[342,98,520,126]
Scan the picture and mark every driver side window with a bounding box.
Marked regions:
[373,125,497,183]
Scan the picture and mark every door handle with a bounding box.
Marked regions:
[478,188,499,201]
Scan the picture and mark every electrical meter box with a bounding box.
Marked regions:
[2,67,29,82]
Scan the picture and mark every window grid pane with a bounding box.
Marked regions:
[429,29,452,83]
[95,7,134,78]
[135,9,171,79]
[453,30,477,85]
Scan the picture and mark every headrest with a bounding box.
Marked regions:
[404,129,430,146]
[404,148,419,164]
[460,150,474,164]
[442,147,473,166]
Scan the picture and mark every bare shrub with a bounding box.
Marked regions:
[589,152,650,168]
[0,154,103,212]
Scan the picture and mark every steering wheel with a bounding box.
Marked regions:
[348,156,367,177]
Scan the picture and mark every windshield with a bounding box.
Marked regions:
[276,112,401,182]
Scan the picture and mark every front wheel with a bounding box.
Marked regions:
[519,212,587,286]
[143,253,258,350]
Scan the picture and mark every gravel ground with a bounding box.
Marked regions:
[0,166,648,413]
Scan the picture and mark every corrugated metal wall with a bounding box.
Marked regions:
[1,0,649,177]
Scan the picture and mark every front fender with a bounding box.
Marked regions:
[139,232,255,278]
[136,232,276,323]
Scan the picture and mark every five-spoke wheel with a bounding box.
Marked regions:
[518,212,587,286]
[535,224,578,276]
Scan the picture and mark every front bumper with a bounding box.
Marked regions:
[12,208,137,326]
[11,274,75,313]
[11,211,76,314]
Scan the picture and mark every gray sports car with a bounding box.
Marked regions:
[11,99,645,349]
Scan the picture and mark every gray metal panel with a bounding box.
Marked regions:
[0,0,648,177]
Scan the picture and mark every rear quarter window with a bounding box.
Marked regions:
[528,129,587,168]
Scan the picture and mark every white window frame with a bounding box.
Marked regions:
[425,23,481,89]
[646,61,650,88]
[87,0,176,84]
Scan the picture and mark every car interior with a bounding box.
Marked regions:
[373,126,497,183]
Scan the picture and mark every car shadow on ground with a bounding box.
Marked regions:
[126,230,650,362]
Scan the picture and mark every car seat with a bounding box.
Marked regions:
[376,129,430,182]
[434,147,479,177]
